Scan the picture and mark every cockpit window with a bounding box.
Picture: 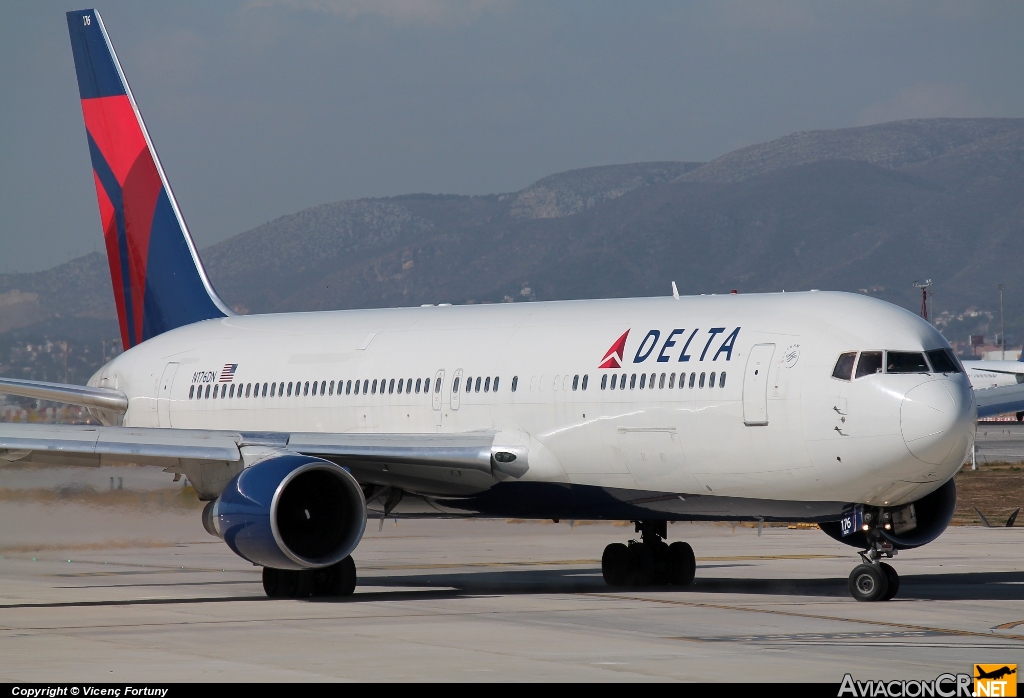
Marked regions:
[886,351,929,374]
[926,349,962,373]
[832,352,857,381]
[855,351,883,378]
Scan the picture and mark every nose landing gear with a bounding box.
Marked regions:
[601,521,695,588]
[848,510,900,602]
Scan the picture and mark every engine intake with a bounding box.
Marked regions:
[820,478,956,550]
[204,454,367,570]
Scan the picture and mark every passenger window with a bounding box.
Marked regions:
[484,377,491,392]
[244,383,250,398]
[475,377,481,392]
[720,371,727,388]
[346,380,352,395]
[329,380,334,396]
[415,378,422,394]
[926,349,961,374]
[205,385,211,398]
[270,383,276,397]
[434,377,442,393]
[398,378,404,393]
[689,373,696,388]
[832,352,856,381]
[855,352,883,378]
[512,376,518,392]
[287,382,293,397]
[302,381,308,396]
[640,374,647,389]
[610,375,617,390]
[453,377,461,393]
[389,379,395,394]
[189,385,195,399]
[493,377,500,392]
[710,372,716,388]
[581,375,588,390]
[630,374,637,389]
[659,373,666,389]
[371,379,377,394]
[262,383,268,397]
[887,352,929,374]
[669,373,675,389]
[601,375,608,390]
[679,372,686,388]
[699,372,706,388]
[621,374,627,389]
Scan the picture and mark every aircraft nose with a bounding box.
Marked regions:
[901,379,974,466]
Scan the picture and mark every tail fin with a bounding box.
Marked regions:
[66,9,230,350]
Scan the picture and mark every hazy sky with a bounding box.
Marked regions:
[2,1,1023,272]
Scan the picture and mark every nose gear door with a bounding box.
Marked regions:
[743,344,775,425]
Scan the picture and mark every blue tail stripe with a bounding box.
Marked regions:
[142,191,227,342]
[66,10,125,99]
[86,131,136,344]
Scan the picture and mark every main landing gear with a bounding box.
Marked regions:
[262,556,357,599]
[602,521,695,587]
[848,510,900,602]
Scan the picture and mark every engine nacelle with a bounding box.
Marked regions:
[820,478,957,550]
[203,454,367,570]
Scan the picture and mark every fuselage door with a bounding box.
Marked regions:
[156,362,179,428]
[743,344,775,426]
[451,369,463,411]
[432,370,445,411]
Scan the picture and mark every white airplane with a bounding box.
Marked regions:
[0,9,977,603]
[960,359,1024,420]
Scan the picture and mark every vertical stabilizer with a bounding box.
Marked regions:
[67,9,231,350]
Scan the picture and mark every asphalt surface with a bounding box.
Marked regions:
[0,470,1022,682]
[976,421,1024,463]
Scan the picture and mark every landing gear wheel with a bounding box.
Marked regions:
[880,562,899,601]
[667,541,696,586]
[313,556,357,597]
[848,563,888,602]
[602,543,630,587]
[627,543,655,586]
[263,567,300,598]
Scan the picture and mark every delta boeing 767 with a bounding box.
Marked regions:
[0,9,977,602]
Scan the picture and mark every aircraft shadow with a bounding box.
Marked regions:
[6,568,1022,609]
[342,566,1024,602]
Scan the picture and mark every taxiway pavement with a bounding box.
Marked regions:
[0,480,1022,682]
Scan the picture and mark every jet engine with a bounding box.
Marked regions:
[820,478,957,550]
[203,454,367,570]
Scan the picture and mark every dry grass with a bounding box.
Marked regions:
[953,461,1024,526]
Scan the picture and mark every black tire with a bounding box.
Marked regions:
[627,543,655,586]
[263,567,299,598]
[880,562,899,601]
[262,567,283,598]
[848,563,888,602]
[602,543,630,587]
[667,541,696,586]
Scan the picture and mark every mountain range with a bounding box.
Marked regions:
[2,117,1023,382]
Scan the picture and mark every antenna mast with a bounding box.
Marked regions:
[912,279,933,321]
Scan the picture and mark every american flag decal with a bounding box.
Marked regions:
[219,364,238,382]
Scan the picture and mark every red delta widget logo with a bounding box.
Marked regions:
[599,327,741,369]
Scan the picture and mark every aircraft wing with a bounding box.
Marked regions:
[975,384,1024,419]
[0,423,506,498]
